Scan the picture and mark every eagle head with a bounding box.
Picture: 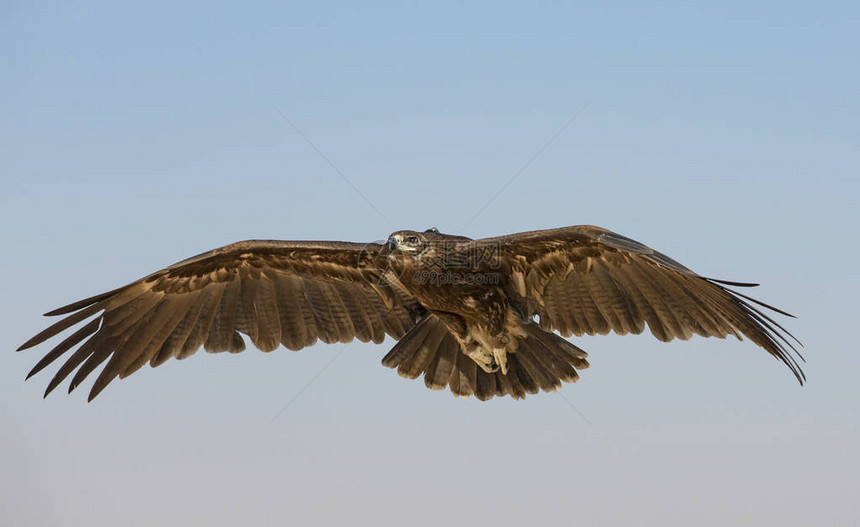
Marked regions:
[386,230,428,254]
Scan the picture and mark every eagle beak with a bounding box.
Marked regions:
[387,237,398,252]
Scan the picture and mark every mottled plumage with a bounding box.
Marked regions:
[17,225,803,401]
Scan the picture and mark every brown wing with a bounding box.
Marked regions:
[484,225,804,383]
[18,240,425,400]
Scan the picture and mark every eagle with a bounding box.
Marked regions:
[17,225,804,401]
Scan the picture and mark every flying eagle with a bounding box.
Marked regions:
[18,225,803,401]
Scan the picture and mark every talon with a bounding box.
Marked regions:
[466,347,499,373]
[477,361,499,374]
[492,348,508,375]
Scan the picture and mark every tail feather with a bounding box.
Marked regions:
[391,317,445,379]
[527,328,587,382]
[423,333,458,390]
[474,367,497,401]
[381,314,590,400]
[515,343,562,392]
[507,353,541,395]
[380,316,432,372]
[450,352,477,397]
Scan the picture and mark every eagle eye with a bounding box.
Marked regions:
[406,235,420,245]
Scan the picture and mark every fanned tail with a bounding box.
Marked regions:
[381,314,589,400]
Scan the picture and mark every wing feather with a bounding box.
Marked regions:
[179,284,225,359]
[250,277,281,352]
[624,258,689,340]
[583,265,627,333]
[490,225,804,383]
[324,282,355,343]
[597,253,644,335]
[274,275,313,350]
[26,318,101,380]
[120,300,191,378]
[237,272,261,346]
[18,240,424,398]
[151,289,207,366]
[575,270,611,335]
[302,280,338,344]
[45,331,120,397]
[206,277,243,352]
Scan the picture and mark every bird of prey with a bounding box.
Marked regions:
[18,225,804,401]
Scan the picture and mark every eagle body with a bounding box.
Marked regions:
[17,225,804,401]
[386,230,529,374]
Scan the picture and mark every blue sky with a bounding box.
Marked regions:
[2,1,858,525]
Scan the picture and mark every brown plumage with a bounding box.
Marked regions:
[17,226,804,401]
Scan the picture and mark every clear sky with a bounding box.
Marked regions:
[2,1,858,525]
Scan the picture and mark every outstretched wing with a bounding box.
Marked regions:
[18,240,424,400]
[484,225,804,383]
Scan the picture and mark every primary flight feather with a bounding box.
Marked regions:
[18,225,804,401]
